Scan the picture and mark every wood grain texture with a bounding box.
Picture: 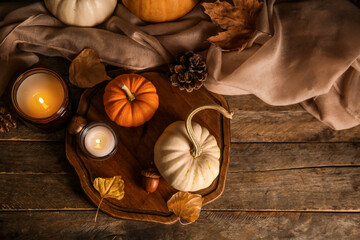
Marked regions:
[1,167,359,212]
[207,167,360,211]
[0,142,69,173]
[1,211,359,240]
[1,52,360,237]
[1,140,359,213]
[226,95,360,143]
[2,141,360,173]
[229,143,360,171]
[0,121,65,142]
[0,174,93,211]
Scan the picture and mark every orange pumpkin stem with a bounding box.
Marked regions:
[121,84,136,102]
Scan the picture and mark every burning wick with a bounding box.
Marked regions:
[96,139,101,144]
[38,97,49,110]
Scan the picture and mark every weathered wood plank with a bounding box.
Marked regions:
[206,167,360,211]
[0,174,93,211]
[225,95,303,111]
[1,167,359,211]
[229,143,360,171]
[225,95,360,142]
[0,121,65,142]
[0,142,69,173]
[1,141,359,173]
[0,211,359,240]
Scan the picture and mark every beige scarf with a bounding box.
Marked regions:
[1,0,359,130]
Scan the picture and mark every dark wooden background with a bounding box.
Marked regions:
[1,54,360,239]
[1,1,360,239]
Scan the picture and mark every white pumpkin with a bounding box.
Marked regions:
[44,0,117,27]
[154,104,233,192]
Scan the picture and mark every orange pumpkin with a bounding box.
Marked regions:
[122,0,200,23]
[103,74,159,127]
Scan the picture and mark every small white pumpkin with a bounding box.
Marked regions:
[154,104,233,192]
[44,0,117,27]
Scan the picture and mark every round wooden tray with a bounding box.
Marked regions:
[65,72,231,224]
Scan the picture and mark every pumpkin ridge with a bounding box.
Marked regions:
[106,101,127,120]
[131,103,146,126]
[113,102,131,125]
[127,74,145,91]
[133,98,159,111]
[132,79,154,94]
[104,95,127,104]
[137,93,159,104]
[170,164,193,190]
[200,137,219,151]
[133,87,157,97]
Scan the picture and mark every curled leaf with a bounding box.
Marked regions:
[69,48,111,88]
[93,176,125,222]
[203,0,264,52]
[167,192,203,224]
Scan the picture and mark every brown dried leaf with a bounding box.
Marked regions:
[167,192,203,224]
[0,104,16,133]
[203,0,263,51]
[69,48,111,88]
[93,176,125,222]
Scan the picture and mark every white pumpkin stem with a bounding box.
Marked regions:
[185,104,234,158]
[121,84,136,102]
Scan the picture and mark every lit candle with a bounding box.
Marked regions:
[79,122,117,159]
[11,68,69,127]
[16,72,65,119]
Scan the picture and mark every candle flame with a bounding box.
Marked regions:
[96,139,101,144]
[38,96,49,111]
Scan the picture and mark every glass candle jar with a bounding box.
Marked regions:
[78,122,118,160]
[11,68,70,130]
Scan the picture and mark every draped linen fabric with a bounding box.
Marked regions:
[0,0,359,130]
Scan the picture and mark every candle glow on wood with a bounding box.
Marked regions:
[84,125,116,158]
[16,73,65,119]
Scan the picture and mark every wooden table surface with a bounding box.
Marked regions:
[1,3,360,236]
[1,54,359,239]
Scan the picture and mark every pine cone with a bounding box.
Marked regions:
[0,105,17,133]
[168,52,208,92]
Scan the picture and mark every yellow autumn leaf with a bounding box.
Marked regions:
[167,192,203,224]
[69,48,111,88]
[93,176,125,222]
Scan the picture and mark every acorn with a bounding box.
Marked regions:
[67,115,87,135]
[141,168,160,193]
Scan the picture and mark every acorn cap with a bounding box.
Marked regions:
[141,168,161,178]
[67,115,87,135]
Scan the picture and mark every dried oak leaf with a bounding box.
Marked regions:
[167,192,203,224]
[69,48,111,88]
[0,105,16,133]
[203,0,263,52]
[93,176,125,222]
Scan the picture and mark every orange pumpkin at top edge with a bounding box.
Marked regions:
[103,74,159,127]
[122,0,200,23]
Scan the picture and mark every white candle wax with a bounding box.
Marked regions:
[16,72,65,119]
[84,125,116,158]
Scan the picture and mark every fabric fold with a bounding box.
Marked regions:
[0,0,359,130]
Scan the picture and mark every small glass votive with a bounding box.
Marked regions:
[11,68,70,130]
[78,122,118,161]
